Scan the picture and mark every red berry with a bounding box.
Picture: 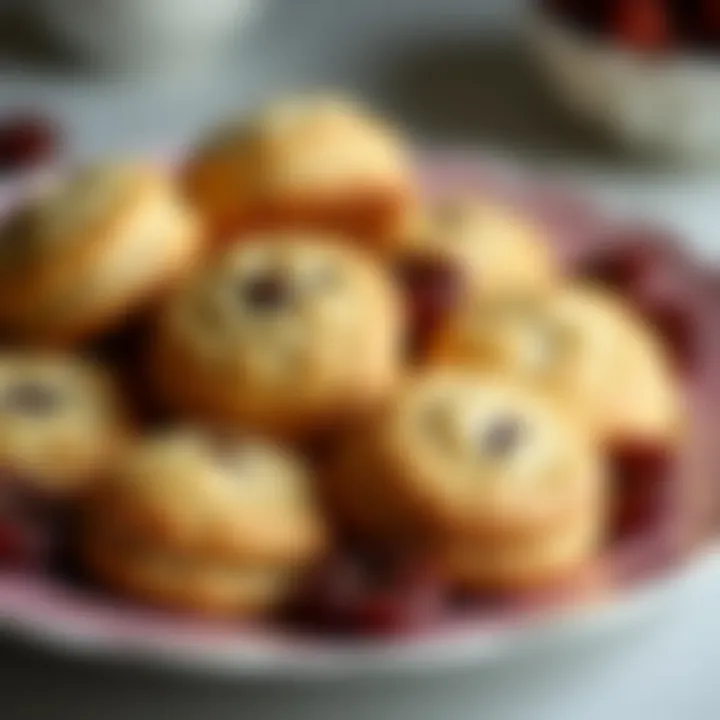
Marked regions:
[355,589,440,636]
[609,443,675,541]
[576,252,631,291]
[575,230,683,293]
[611,0,673,52]
[603,238,699,373]
[699,0,720,38]
[0,115,59,172]
[355,562,446,636]
[0,518,51,569]
[286,554,369,634]
[576,231,700,373]
[0,476,58,570]
[639,299,697,373]
[287,551,449,636]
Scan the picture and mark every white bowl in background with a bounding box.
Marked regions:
[34,0,259,72]
[527,8,720,165]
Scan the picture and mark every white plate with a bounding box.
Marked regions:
[0,154,717,678]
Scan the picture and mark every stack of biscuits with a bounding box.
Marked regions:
[82,431,326,616]
[327,371,607,590]
[0,94,684,620]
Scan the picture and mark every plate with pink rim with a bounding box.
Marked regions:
[0,153,718,678]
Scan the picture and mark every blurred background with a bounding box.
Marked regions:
[0,0,684,164]
[2,0,720,259]
[0,1,719,719]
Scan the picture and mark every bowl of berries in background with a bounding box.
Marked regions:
[528,0,720,165]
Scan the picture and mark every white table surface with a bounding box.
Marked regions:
[0,2,718,719]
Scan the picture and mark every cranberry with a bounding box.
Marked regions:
[354,561,446,636]
[576,233,699,371]
[696,0,720,43]
[0,518,52,570]
[394,255,464,358]
[701,0,720,25]
[287,551,449,636]
[0,115,59,172]
[639,299,697,373]
[619,249,699,373]
[355,588,442,636]
[608,443,675,542]
[611,0,673,52]
[575,231,682,293]
[287,553,369,634]
[0,474,61,570]
[634,244,695,299]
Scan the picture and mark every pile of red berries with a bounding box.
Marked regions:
[0,115,59,173]
[543,0,720,53]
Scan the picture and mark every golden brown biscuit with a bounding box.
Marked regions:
[0,353,125,495]
[82,429,327,617]
[431,284,684,446]
[329,371,606,590]
[150,232,404,437]
[0,161,202,346]
[82,539,297,617]
[435,511,603,591]
[392,198,558,303]
[184,95,414,246]
[88,428,327,563]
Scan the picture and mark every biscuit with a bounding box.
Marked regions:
[0,353,125,494]
[329,371,606,590]
[0,161,202,346]
[150,232,404,437]
[434,509,603,590]
[82,429,327,617]
[392,198,558,303]
[431,284,684,446]
[82,539,297,617]
[184,95,414,246]
[87,428,327,563]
